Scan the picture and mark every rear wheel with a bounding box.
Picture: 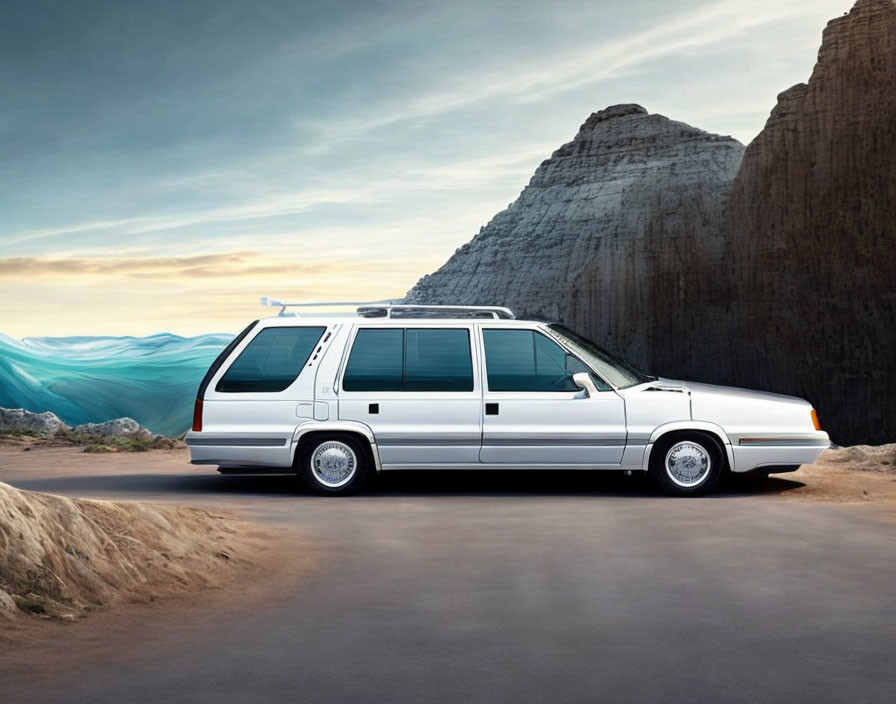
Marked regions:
[299,434,371,495]
[649,433,724,496]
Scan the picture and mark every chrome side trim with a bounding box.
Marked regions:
[482,437,627,447]
[380,463,633,471]
[186,436,289,447]
[737,437,831,447]
[377,437,480,446]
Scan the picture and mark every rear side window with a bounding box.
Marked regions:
[216,326,325,393]
[342,329,404,391]
[343,328,473,392]
[483,329,601,392]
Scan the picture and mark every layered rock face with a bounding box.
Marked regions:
[406,105,745,332]
[408,1,896,445]
[715,0,896,444]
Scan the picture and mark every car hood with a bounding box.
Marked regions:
[650,378,815,434]
[656,379,809,407]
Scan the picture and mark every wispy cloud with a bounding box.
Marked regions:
[303,0,829,147]
[0,251,425,281]
[1,144,549,252]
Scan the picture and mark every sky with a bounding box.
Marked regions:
[0,0,850,337]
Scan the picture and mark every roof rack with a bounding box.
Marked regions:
[260,297,515,320]
[260,297,395,317]
[358,304,515,320]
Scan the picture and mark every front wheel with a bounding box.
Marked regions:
[299,434,371,495]
[649,433,724,496]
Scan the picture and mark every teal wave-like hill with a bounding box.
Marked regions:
[0,332,233,437]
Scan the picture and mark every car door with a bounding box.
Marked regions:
[479,327,627,466]
[337,325,483,467]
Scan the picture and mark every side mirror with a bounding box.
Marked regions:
[572,372,599,397]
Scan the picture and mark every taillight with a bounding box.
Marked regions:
[192,398,203,432]
[810,409,821,431]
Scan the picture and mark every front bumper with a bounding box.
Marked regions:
[729,432,831,473]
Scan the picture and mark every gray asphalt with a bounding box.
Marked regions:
[3,467,895,703]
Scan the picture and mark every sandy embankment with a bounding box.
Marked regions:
[770,444,896,502]
[0,482,265,622]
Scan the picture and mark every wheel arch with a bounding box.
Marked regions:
[291,421,382,472]
[642,422,733,472]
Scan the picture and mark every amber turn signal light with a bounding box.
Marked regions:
[810,409,821,431]
[192,398,203,432]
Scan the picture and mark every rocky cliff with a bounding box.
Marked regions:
[713,0,896,444]
[406,105,745,329]
[407,0,896,445]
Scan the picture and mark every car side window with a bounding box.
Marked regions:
[483,329,608,392]
[343,328,473,392]
[342,329,404,391]
[404,329,473,391]
[216,326,325,392]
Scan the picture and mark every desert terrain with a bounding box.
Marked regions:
[0,443,894,703]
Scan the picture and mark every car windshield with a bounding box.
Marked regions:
[547,324,654,390]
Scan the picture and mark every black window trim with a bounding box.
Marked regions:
[197,319,259,400]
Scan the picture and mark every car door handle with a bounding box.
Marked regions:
[485,403,499,416]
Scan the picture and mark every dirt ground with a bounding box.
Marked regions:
[759,444,896,503]
[0,443,893,703]
[0,441,893,631]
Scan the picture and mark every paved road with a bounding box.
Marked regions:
[2,452,895,703]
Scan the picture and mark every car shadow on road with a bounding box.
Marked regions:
[6,469,806,500]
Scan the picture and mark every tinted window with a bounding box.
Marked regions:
[405,329,473,391]
[483,329,596,392]
[343,328,473,392]
[343,329,404,391]
[216,326,325,393]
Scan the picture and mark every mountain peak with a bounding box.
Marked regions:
[581,104,648,130]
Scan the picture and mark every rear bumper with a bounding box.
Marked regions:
[184,431,293,468]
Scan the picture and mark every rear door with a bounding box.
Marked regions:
[337,325,482,466]
[479,327,626,466]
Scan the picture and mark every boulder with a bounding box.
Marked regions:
[0,408,68,436]
[71,418,151,439]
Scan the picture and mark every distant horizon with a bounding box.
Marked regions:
[3,330,238,342]
[1,0,852,337]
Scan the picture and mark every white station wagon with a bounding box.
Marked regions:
[186,302,830,496]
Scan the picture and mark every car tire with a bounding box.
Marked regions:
[298,434,371,496]
[649,433,724,497]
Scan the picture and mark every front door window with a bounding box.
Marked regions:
[482,329,608,392]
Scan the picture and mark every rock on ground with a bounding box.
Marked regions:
[71,418,150,438]
[0,407,155,440]
[0,408,67,436]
